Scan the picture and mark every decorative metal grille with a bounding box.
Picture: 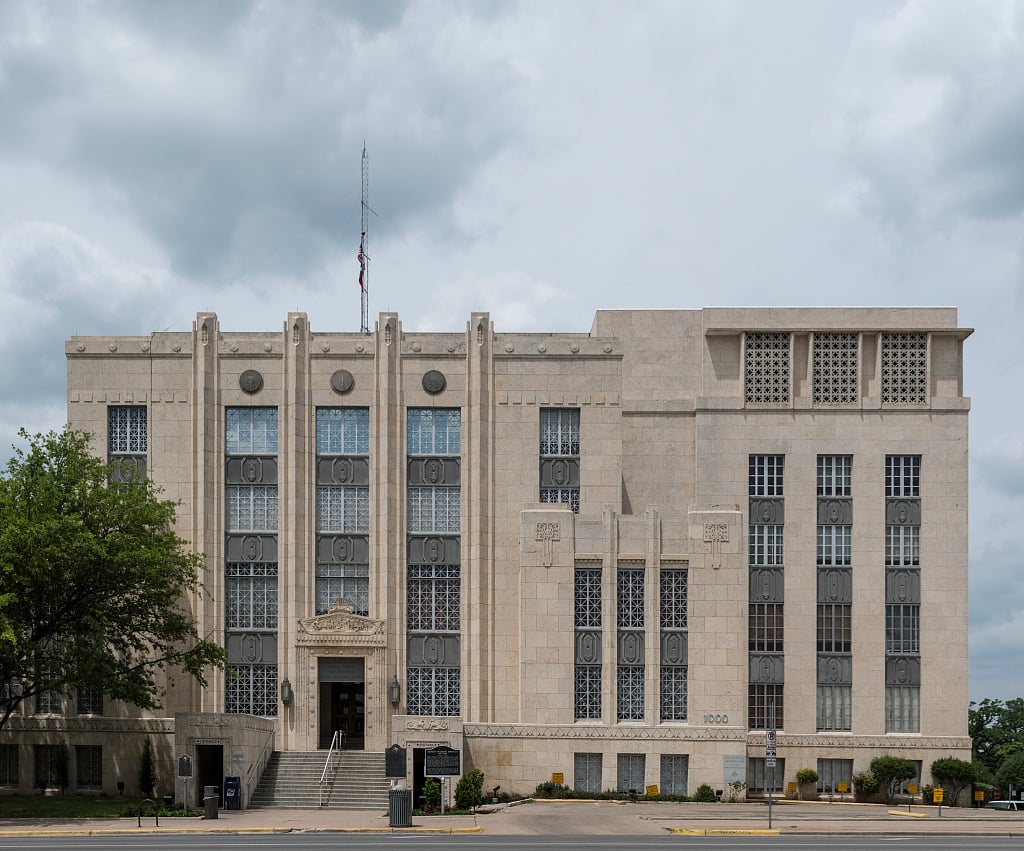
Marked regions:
[574,752,602,793]
[616,753,645,793]
[617,569,645,630]
[406,666,460,716]
[745,332,790,405]
[316,408,369,454]
[36,687,60,715]
[816,685,852,731]
[749,603,784,652]
[817,455,852,496]
[817,758,853,793]
[407,409,461,455]
[660,569,688,629]
[748,525,784,566]
[227,486,278,531]
[108,406,147,453]
[226,408,278,454]
[885,604,920,653]
[817,526,851,566]
[317,486,370,532]
[660,666,688,721]
[817,603,851,653]
[0,744,17,787]
[574,665,602,720]
[886,455,920,497]
[574,569,602,628]
[881,333,927,405]
[407,565,460,632]
[539,487,580,513]
[407,487,460,533]
[885,685,920,732]
[660,754,689,796]
[0,681,20,717]
[76,688,103,716]
[316,564,369,616]
[748,683,783,730]
[75,745,102,788]
[226,563,278,630]
[616,665,644,721]
[540,409,580,456]
[749,455,785,496]
[747,757,785,793]
[885,526,919,566]
[225,664,278,716]
[34,744,62,789]
[813,333,859,405]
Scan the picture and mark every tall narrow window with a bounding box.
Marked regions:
[75,745,102,788]
[749,455,784,731]
[108,405,147,480]
[659,568,688,721]
[616,567,645,722]
[574,568,602,721]
[0,744,18,787]
[540,408,580,512]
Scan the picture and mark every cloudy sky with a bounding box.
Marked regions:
[1,0,1022,704]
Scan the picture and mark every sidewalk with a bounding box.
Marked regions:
[1,800,1022,837]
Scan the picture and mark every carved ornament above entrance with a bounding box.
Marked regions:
[297,599,386,647]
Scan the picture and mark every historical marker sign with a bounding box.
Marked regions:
[424,745,461,777]
[385,744,408,779]
[177,755,193,778]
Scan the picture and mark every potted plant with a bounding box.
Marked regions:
[795,768,819,800]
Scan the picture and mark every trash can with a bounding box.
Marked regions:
[223,776,241,810]
[203,785,219,820]
[389,785,412,828]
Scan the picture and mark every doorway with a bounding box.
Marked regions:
[317,657,365,749]
[194,744,223,807]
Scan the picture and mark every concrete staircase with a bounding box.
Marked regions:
[249,750,391,810]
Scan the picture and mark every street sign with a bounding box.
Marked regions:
[933,787,944,803]
[765,756,777,768]
[765,729,777,758]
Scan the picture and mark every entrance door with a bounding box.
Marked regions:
[317,657,365,749]
[194,745,223,807]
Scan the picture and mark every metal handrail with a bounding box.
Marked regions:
[318,729,345,807]
[247,729,275,789]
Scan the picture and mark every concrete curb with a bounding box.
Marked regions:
[672,828,780,836]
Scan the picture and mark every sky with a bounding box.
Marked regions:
[1,0,1022,705]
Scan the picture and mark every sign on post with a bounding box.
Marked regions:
[385,744,407,779]
[424,745,461,778]
[177,755,193,778]
[933,787,944,803]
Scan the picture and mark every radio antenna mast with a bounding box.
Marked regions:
[358,144,370,334]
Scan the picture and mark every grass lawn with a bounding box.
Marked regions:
[0,795,181,818]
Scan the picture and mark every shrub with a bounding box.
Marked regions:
[455,769,485,811]
[423,778,441,811]
[796,768,819,785]
[692,783,717,803]
[930,757,977,806]
[533,781,575,799]
[869,756,917,803]
[138,738,156,799]
[852,772,880,801]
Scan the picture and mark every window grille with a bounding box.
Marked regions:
[817,525,851,566]
[881,333,927,406]
[316,486,369,533]
[816,685,852,731]
[747,757,785,793]
[226,408,278,454]
[817,758,853,793]
[745,332,791,405]
[0,681,20,717]
[407,487,460,534]
[574,753,602,794]
[617,569,645,630]
[817,603,851,653]
[407,409,461,455]
[885,685,920,732]
[76,688,103,716]
[616,753,645,793]
[749,455,785,496]
[316,408,369,455]
[574,569,602,628]
[34,745,63,789]
[539,488,580,513]
[885,527,919,566]
[817,455,852,497]
[540,409,580,456]
[36,687,61,715]
[885,604,920,654]
[813,332,859,405]
[75,745,102,788]
[225,664,278,716]
[616,666,645,721]
[885,456,920,497]
[574,666,602,721]
[660,666,688,721]
[660,569,687,629]
[660,754,689,796]
[108,406,147,454]
[748,526,784,566]
[407,565,460,632]
[406,666,460,716]
[227,486,278,532]
[226,563,278,630]
[748,683,783,730]
[0,744,17,787]
[316,564,369,616]
[749,603,784,652]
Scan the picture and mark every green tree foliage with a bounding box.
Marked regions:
[869,755,917,803]
[138,737,157,798]
[455,768,484,810]
[930,757,976,806]
[996,752,1024,794]
[0,428,224,729]
[423,777,441,810]
[970,698,1024,774]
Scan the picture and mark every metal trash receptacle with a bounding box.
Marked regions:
[388,786,412,827]
[203,785,219,820]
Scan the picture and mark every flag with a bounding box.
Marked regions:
[358,231,366,291]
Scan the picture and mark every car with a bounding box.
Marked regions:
[986,800,1023,811]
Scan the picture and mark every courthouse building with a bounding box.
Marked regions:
[1,307,972,802]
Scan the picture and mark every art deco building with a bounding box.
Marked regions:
[0,307,972,804]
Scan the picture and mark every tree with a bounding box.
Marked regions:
[930,757,976,806]
[455,768,484,811]
[970,698,1024,774]
[0,428,224,730]
[138,737,157,798]
[869,755,917,803]
[996,752,1024,794]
